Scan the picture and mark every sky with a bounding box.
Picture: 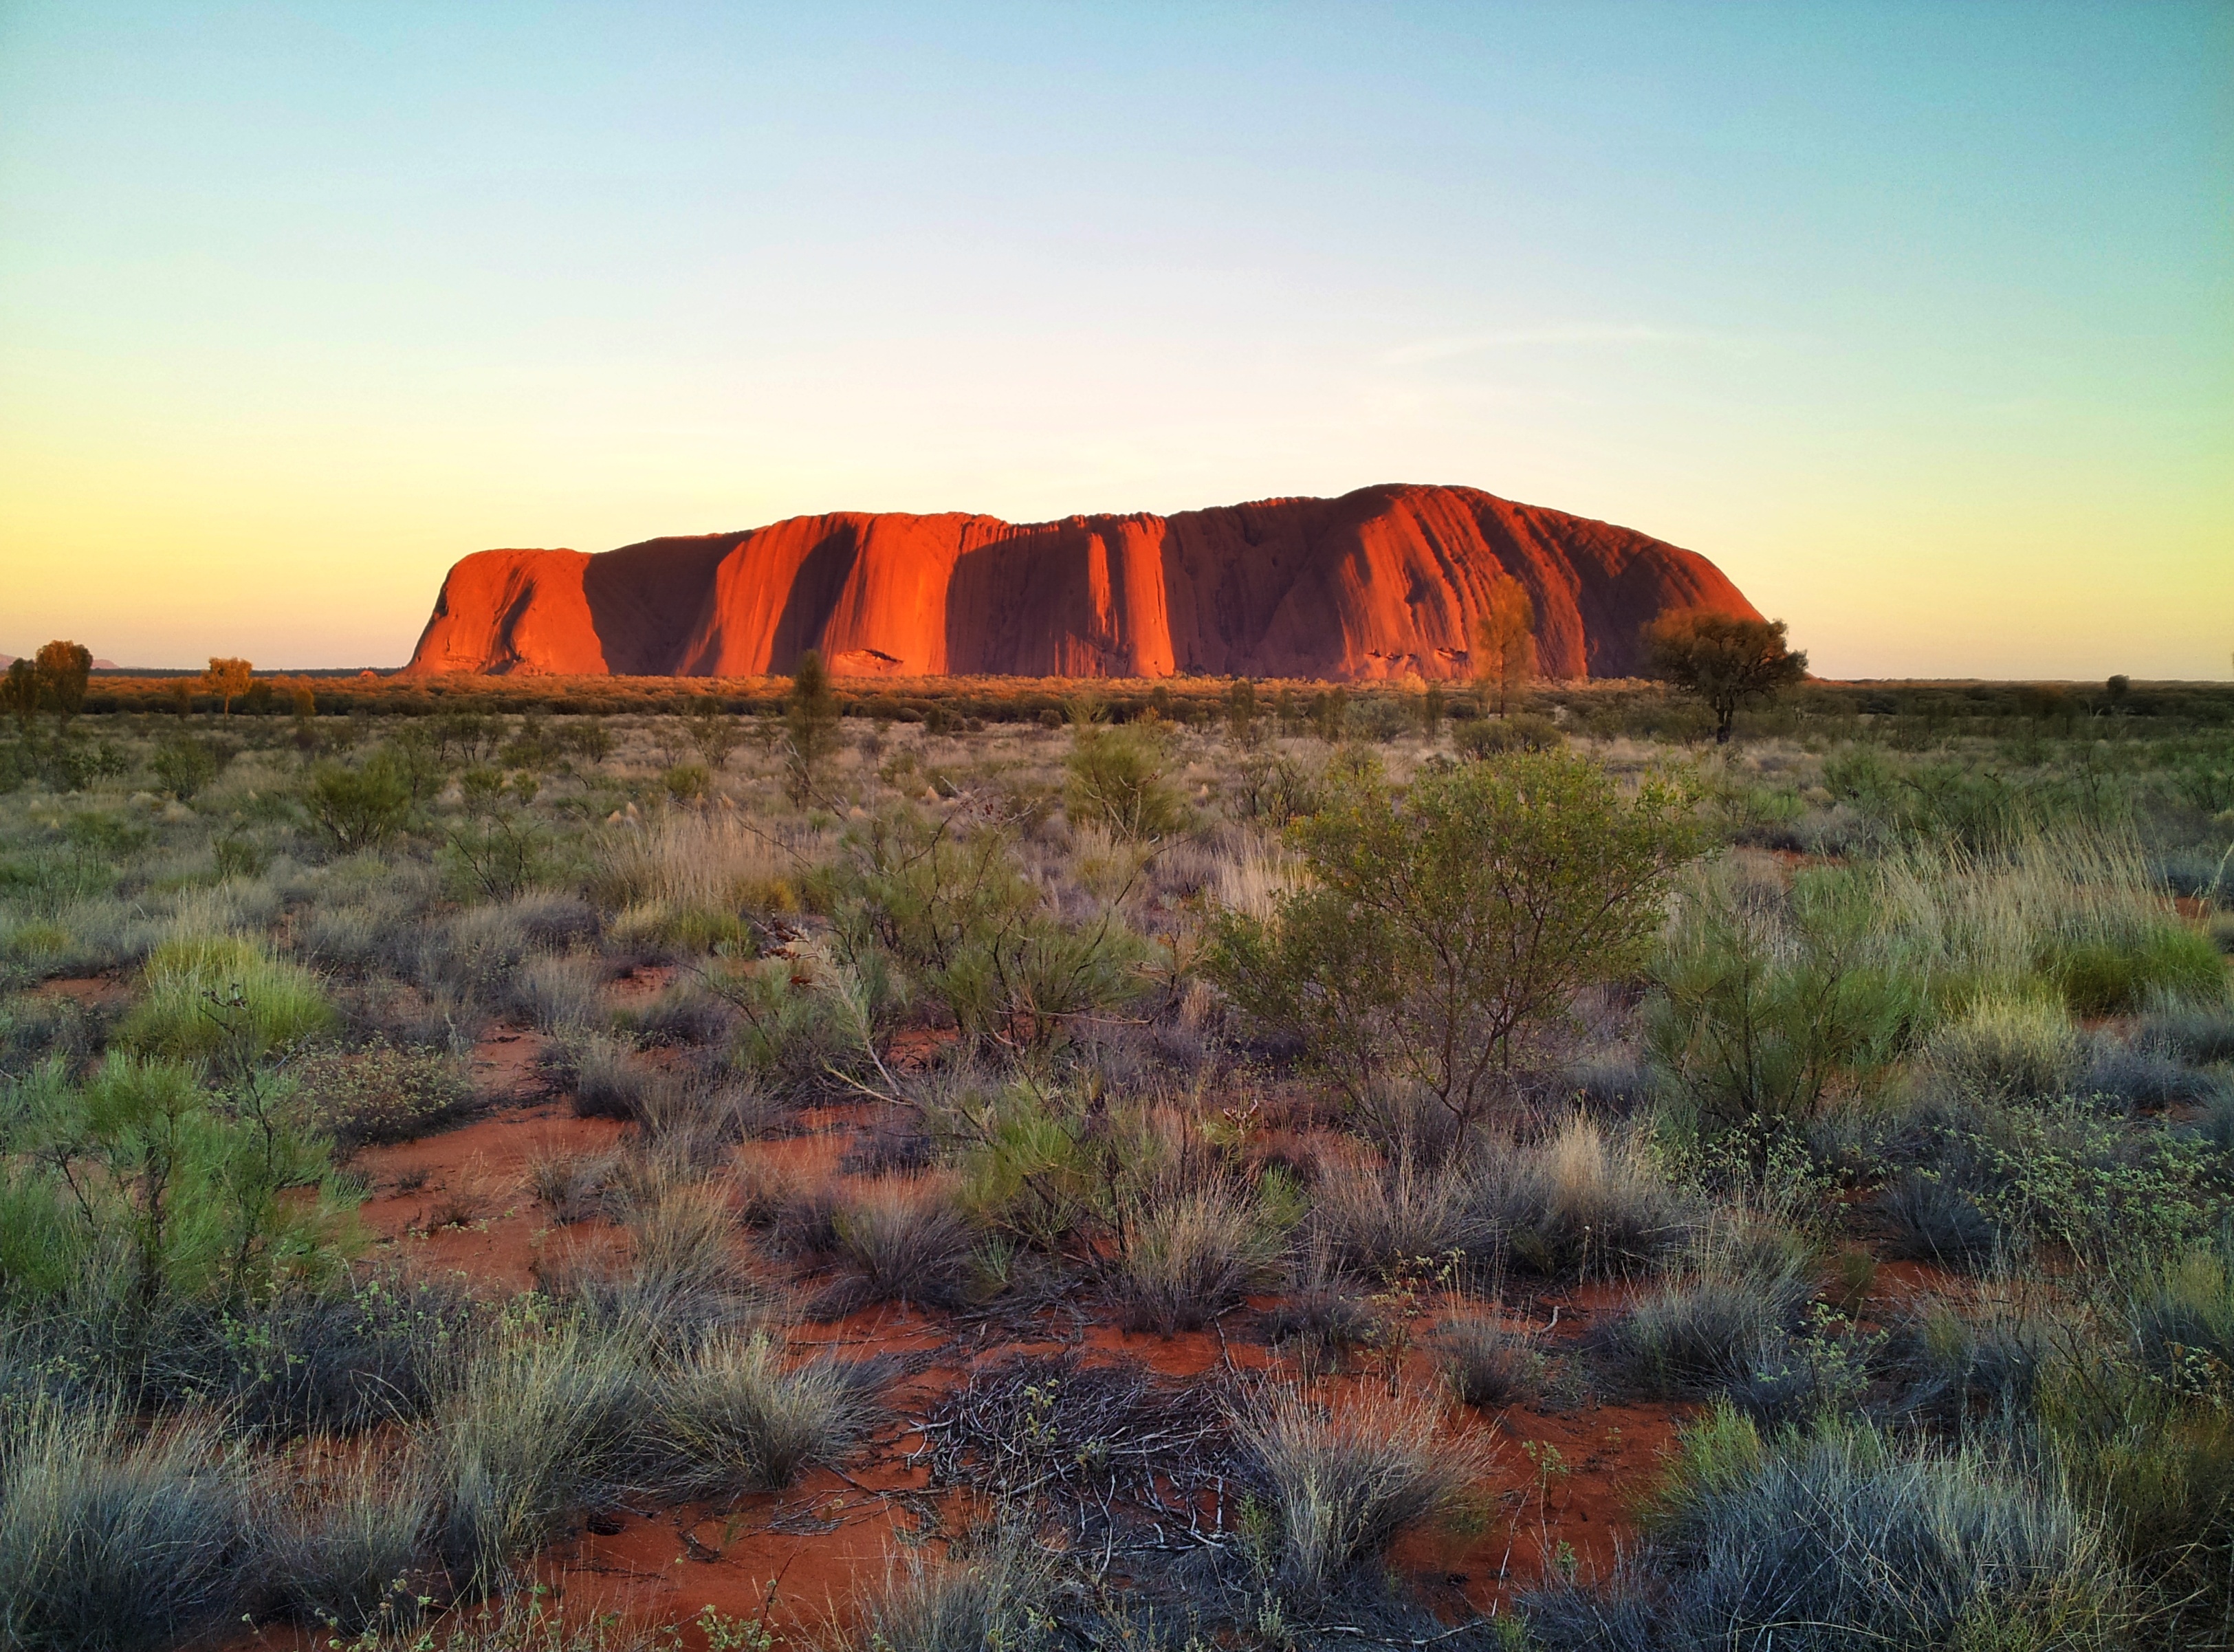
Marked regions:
[1,1,2228,677]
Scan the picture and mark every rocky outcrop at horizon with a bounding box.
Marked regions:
[404,483,1760,681]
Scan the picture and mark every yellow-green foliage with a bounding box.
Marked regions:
[116,933,334,1060]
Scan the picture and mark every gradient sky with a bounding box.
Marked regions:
[2,1,2228,677]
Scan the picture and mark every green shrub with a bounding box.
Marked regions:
[6,1053,360,1309]
[1212,750,1696,1128]
[1064,723,1190,841]
[1648,865,1920,1138]
[305,753,414,852]
[149,734,231,800]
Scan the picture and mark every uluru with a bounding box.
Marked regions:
[404,483,1760,681]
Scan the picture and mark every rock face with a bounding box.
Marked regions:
[405,483,1759,681]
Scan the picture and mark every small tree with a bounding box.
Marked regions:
[1421,682,1447,739]
[1,658,36,735]
[1475,580,1535,716]
[202,657,254,716]
[1209,749,1698,1128]
[1643,610,1808,745]
[783,649,843,804]
[1227,678,1262,749]
[685,694,743,769]
[33,640,91,731]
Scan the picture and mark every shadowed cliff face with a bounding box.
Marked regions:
[405,483,1760,680]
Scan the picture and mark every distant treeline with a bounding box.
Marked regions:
[69,670,2234,736]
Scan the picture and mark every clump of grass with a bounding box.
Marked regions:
[1235,1385,1485,1607]
[1434,1314,1546,1409]
[1306,1151,1489,1281]
[644,1332,881,1497]
[509,954,606,1035]
[565,1034,665,1121]
[813,1178,976,1317]
[430,1317,644,1596]
[1113,1178,1281,1334]
[525,1141,617,1224]
[0,1399,250,1652]
[554,1177,767,1342]
[1878,1170,2004,1270]
[827,1534,1054,1652]
[1592,1237,1816,1400]
[1926,991,2082,1103]
[2139,995,2234,1066]
[1524,1403,2128,1651]
[256,1446,437,1631]
[1474,1112,1696,1279]
[116,931,334,1059]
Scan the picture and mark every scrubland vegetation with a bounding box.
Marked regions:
[1,663,2231,1649]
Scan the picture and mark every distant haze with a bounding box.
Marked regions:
[1,3,2227,676]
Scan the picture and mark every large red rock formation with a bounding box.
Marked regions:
[405,483,1758,681]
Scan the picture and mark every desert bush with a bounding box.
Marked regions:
[1452,712,1562,757]
[1525,1405,2126,1651]
[1235,1386,1483,1607]
[644,1332,879,1497]
[0,1399,250,1652]
[1648,863,1920,1141]
[1112,1178,1281,1333]
[1065,722,1190,841]
[293,1039,478,1149]
[304,753,415,852]
[116,931,336,1061]
[149,731,232,800]
[1228,753,1321,826]
[701,952,857,1096]
[1212,749,1695,1128]
[834,806,1148,1054]
[3,1054,358,1310]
